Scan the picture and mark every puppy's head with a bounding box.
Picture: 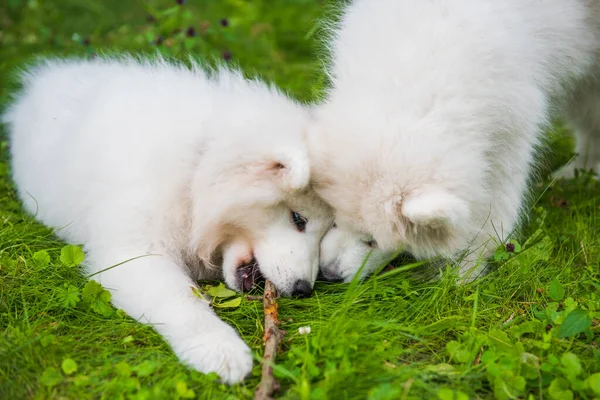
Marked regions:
[197,156,333,297]
[188,85,334,296]
[307,101,474,280]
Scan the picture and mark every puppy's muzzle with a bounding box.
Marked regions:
[317,262,344,283]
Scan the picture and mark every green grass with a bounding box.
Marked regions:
[1,1,599,399]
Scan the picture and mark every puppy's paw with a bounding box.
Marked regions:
[172,329,253,384]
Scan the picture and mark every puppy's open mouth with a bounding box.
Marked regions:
[236,258,265,292]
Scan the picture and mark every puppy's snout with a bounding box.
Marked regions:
[292,280,313,298]
[318,269,344,283]
[318,261,344,283]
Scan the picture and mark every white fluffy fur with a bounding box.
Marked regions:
[4,57,333,383]
[313,0,600,282]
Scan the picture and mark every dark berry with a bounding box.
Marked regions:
[82,37,91,46]
[176,0,185,5]
[545,324,552,333]
[185,26,196,37]
[220,18,229,27]
[222,51,232,61]
[505,242,515,253]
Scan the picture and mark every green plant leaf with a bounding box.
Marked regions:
[437,388,469,400]
[82,280,113,317]
[176,381,196,399]
[494,247,509,261]
[60,244,85,267]
[492,374,526,400]
[549,378,573,400]
[90,300,113,317]
[446,341,473,364]
[82,280,103,302]
[560,353,582,378]
[558,309,591,338]
[41,334,56,347]
[510,321,539,338]
[520,352,541,380]
[40,367,63,387]
[72,375,90,386]
[133,360,158,377]
[213,297,242,308]
[425,364,459,376]
[61,358,78,375]
[98,290,111,303]
[115,362,132,377]
[513,236,554,267]
[487,329,514,353]
[207,282,236,298]
[32,250,51,269]
[586,373,600,395]
[367,383,401,400]
[56,284,81,308]
[549,278,565,301]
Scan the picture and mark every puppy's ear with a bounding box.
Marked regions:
[396,187,470,229]
[263,148,310,192]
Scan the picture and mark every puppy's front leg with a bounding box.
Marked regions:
[88,251,253,384]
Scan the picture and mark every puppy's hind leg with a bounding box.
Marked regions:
[87,248,253,384]
[555,79,600,179]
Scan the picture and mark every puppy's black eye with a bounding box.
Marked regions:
[291,211,308,232]
[364,239,378,248]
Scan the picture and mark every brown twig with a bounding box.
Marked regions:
[254,280,283,400]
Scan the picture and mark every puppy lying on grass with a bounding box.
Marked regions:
[3,56,333,383]
[312,0,600,283]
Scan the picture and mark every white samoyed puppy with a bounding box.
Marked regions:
[311,0,600,283]
[3,56,333,383]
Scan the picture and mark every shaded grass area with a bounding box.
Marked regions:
[1,1,599,399]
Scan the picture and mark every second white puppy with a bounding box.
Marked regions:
[312,0,600,282]
[4,57,333,383]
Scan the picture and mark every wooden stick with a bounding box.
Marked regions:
[254,280,283,400]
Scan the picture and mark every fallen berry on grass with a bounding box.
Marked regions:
[186,26,196,37]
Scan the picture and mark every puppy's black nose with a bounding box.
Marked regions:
[292,280,313,298]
